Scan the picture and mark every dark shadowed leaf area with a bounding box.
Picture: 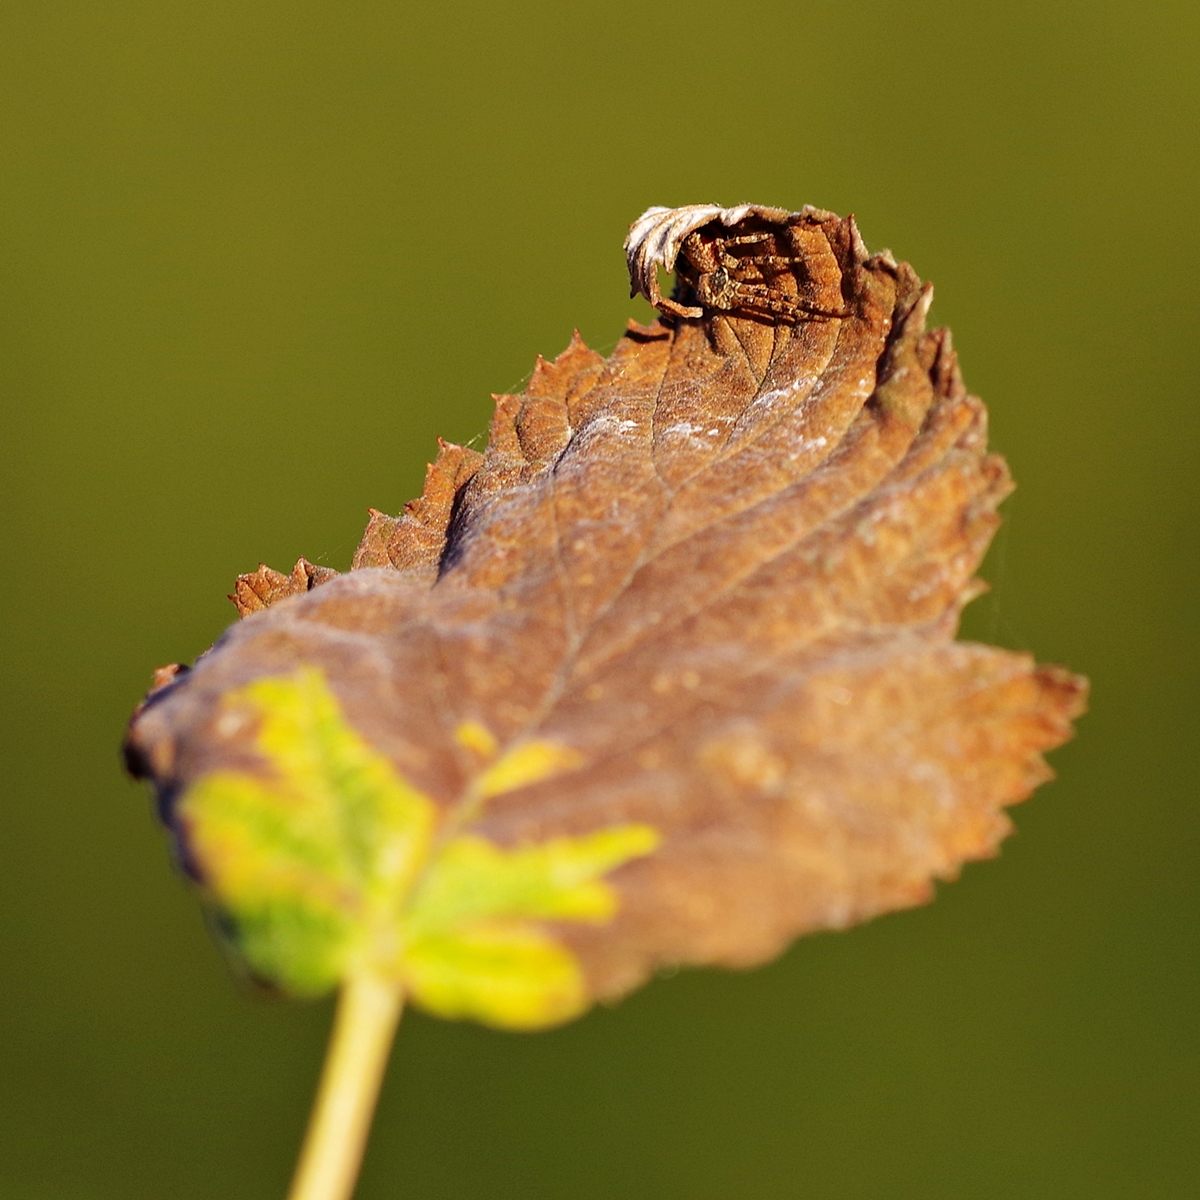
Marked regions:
[125,205,1085,1030]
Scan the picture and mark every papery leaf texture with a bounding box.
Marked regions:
[126,203,1087,1028]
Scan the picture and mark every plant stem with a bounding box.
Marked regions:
[287,973,404,1200]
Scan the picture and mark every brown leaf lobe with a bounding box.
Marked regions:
[350,439,484,579]
[230,558,339,617]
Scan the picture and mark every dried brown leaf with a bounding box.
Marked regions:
[128,204,1086,1011]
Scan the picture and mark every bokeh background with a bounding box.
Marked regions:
[1,1,1196,1196]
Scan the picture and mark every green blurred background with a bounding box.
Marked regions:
[1,0,1196,1196]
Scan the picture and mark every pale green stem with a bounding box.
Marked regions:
[287,973,404,1200]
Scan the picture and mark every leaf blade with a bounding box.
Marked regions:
[128,204,1087,1023]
